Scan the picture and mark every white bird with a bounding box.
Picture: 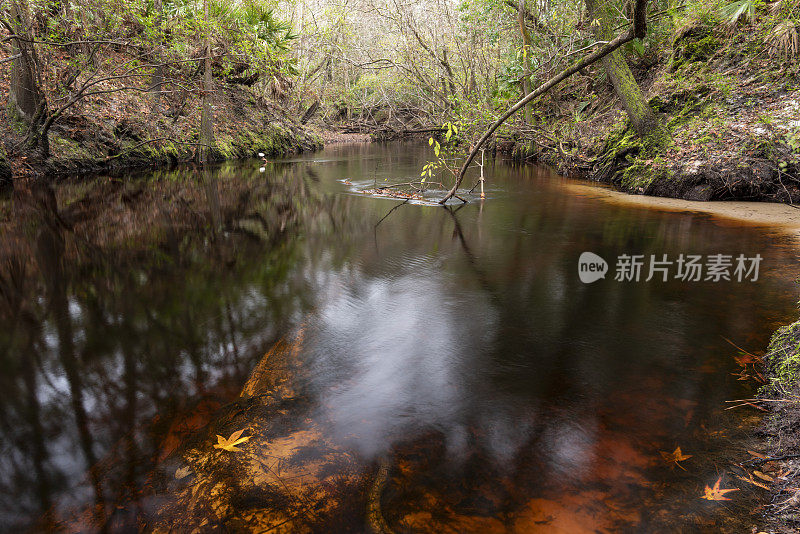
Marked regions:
[258,152,265,158]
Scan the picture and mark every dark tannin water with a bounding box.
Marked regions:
[1,142,798,532]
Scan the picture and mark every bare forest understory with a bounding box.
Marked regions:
[503,26,800,203]
[2,21,799,204]
[0,67,321,182]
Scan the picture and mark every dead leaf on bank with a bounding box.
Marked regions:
[734,352,763,366]
[175,466,192,479]
[701,477,739,501]
[213,429,251,452]
[660,447,692,470]
[735,472,771,490]
[754,470,775,482]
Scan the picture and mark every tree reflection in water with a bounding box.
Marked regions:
[0,163,327,530]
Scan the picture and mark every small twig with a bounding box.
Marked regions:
[721,335,756,356]
[721,335,763,362]
[0,53,20,64]
[743,453,800,466]
[725,401,768,411]
[726,398,799,403]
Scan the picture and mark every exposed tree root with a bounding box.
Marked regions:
[367,457,395,534]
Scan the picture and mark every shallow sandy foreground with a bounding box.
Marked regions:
[566,182,800,240]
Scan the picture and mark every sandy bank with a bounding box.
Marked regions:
[566,182,800,238]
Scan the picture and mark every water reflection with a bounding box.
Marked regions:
[0,143,798,532]
[308,267,498,460]
[0,164,326,530]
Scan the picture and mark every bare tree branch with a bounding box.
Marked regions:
[439,27,639,204]
[0,52,20,64]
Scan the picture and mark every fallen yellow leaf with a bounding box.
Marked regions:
[213,429,251,452]
[701,477,739,501]
[660,446,692,470]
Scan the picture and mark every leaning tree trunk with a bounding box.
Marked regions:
[439,0,656,204]
[585,0,664,142]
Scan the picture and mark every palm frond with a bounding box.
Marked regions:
[719,0,760,27]
[768,19,799,58]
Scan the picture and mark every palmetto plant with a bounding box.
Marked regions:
[236,3,295,50]
[719,0,761,27]
[769,0,800,16]
[164,0,295,53]
[768,19,799,58]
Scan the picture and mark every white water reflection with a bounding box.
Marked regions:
[308,263,509,460]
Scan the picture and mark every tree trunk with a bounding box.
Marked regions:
[441,47,457,97]
[585,0,664,141]
[149,0,165,116]
[198,0,215,163]
[5,2,52,158]
[518,0,533,123]
[8,2,41,121]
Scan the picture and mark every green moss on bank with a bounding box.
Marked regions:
[759,320,800,532]
[672,22,721,70]
[593,120,672,191]
[37,119,321,178]
[765,320,800,392]
[215,122,320,161]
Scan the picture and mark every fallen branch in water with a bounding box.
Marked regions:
[369,180,446,190]
[360,189,426,201]
[375,199,409,227]
[438,0,649,204]
[367,457,395,534]
[724,396,800,411]
[724,400,768,411]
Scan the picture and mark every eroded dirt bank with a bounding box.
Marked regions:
[757,323,800,533]
[0,62,320,184]
[500,18,800,205]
